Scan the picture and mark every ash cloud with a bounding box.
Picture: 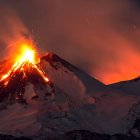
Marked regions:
[0,4,28,59]
[1,0,140,84]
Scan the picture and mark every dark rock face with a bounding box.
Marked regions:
[1,130,140,140]
[41,53,77,72]
[48,130,140,140]
[60,130,110,140]
[129,118,140,139]
[133,118,140,132]
[111,134,139,140]
[0,134,32,140]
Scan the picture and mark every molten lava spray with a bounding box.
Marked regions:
[0,39,49,86]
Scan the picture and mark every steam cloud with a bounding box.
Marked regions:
[1,0,140,84]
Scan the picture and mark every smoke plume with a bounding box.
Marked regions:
[1,0,140,84]
[0,5,28,60]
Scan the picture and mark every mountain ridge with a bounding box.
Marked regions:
[0,53,139,139]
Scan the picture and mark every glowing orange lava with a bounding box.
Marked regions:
[0,39,49,86]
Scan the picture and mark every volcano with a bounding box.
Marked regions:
[0,40,51,109]
[0,61,52,107]
[0,45,140,139]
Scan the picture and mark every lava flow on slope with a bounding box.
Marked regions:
[0,39,50,104]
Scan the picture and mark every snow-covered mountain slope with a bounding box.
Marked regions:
[109,77,140,96]
[0,53,140,139]
[39,53,140,136]
[40,53,122,97]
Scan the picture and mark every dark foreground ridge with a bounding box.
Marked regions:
[1,130,139,140]
[0,134,32,140]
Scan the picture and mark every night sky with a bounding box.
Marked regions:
[0,0,140,84]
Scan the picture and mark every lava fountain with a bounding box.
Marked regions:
[0,39,49,86]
